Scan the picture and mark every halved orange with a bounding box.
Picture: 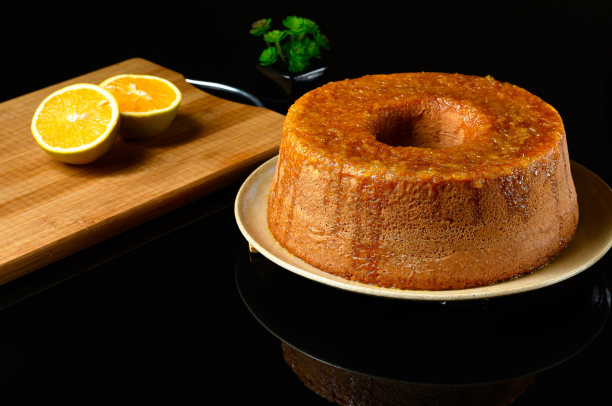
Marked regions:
[31,84,120,164]
[100,74,182,140]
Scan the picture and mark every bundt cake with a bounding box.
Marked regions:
[267,72,578,290]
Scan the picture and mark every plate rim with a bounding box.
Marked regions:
[234,155,612,301]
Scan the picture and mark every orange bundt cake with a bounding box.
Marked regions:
[267,72,578,290]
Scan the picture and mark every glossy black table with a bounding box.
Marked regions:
[0,179,610,405]
[236,249,610,386]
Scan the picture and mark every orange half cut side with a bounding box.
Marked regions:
[100,74,182,139]
[31,83,120,164]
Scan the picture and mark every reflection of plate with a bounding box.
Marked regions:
[235,249,610,385]
[235,156,612,301]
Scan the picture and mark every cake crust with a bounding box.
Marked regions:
[268,73,579,290]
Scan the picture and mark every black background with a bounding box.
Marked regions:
[1,1,611,404]
[3,2,611,186]
[3,2,611,180]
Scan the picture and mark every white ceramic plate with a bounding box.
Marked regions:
[235,156,612,300]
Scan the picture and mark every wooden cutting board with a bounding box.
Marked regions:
[0,58,283,286]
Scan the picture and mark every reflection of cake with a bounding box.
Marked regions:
[282,342,535,406]
[267,73,578,290]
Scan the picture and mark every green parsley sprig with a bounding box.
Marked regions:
[250,16,330,73]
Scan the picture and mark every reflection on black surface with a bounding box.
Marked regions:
[236,248,610,386]
[281,341,535,406]
[0,205,250,404]
[0,183,240,312]
[0,203,608,405]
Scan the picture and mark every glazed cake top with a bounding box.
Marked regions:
[284,72,565,182]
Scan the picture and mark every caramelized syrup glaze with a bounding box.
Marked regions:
[287,73,562,182]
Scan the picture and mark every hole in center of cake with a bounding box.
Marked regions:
[373,103,467,149]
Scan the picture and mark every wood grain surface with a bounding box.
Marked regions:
[0,58,283,286]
